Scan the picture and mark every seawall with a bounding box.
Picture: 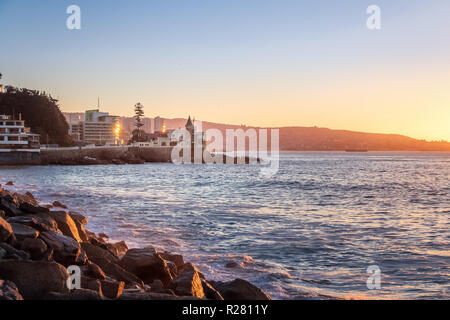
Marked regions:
[41,146,174,165]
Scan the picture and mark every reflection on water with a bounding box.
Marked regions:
[1,152,449,299]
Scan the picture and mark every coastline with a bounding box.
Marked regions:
[0,182,271,300]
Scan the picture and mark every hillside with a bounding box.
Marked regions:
[0,86,75,146]
[164,118,450,151]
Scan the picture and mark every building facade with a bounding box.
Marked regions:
[0,114,40,165]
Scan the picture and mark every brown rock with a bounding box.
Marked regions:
[201,279,224,300]
[68,212,88,225]
[99,258,144,288]
[81,242,119,265]
[160,252,185,267]
[39,231,86,266]
[18,202,50,214]
[0,280,24,300]
[169,264,205,298]
[113,240,128,256]
[20,238,48,260]
[81,261,107,280]
[81,276,103,296]
[5,181,14,186]
[119,248,173,286]
[9,223,39,241]
[0,216,13,242]
[47,211,81,242]
[7,215,59,233]
[0,260,69,299]
[0,243,30,260]
[52,201,68,209]
[211,279,271,300]
[100,279,125,299]
[0,197,23,217]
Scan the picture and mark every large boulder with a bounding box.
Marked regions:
[97,258,144,288]
[100,279,125,299]
[118,291,200,300]
[81,276,103,296]
[0,197,23,217]
[201,279,224,300]
[0,260,69,299]
[80,261,106,280]
[81,242,119,265]
[0,280,24,300]
[168,264,205,298]
[18,202,50,214]
[21,238,48,260]
[0,216,13,242]
[7,215,59,233]
[159,252,185,268]
[9,223,39,241]
[211,279,271,300]
[0,243,30,260]
[47,211,81,242]
[119,248,173,286]
[68,213,88,242]
[39,231,86,266]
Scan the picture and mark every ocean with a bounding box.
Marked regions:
[1,152,449,299]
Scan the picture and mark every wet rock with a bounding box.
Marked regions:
[0,280,24,300]
[0,216,13,242]
[178,263,205,280]
[100,279,125,299]
[80,242,119,265]
[9,223,39,241]
[119,248,173,286]
[0,260,69,299]
[81,261,107,280]
[211,279,271,300]
[69,212,88,225]
[201,279,224,300]
[150,279,164,292]
[21,238,48,260]
[81,276,103,296]
[47,211,81,241]
[97,258,144,288]
[169,264,205,298]
[52,201,68,209]
[39,231,86,266]
[113,240,128,256]
[0,243,30,260]
[32,213,60,232]
[18,202,50,214]
[7,215,58,233]
[160,252,185,268]
[5,181,14,186]
[0,247,6,260]
[0,210,6,219]
[0,197,23,217]
[98,232,109,239]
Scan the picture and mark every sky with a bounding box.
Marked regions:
[0,0,449,141]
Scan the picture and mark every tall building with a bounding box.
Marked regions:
[154,116,166,133]
[67,110,120,145]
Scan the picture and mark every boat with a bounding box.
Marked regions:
[0,114,41,165]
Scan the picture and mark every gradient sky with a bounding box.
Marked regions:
[1,0,449,140]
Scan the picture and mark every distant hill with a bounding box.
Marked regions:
[0,86,75,146]
[165,118,450,151]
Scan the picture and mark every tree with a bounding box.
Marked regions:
[134,102,144,129]
[133,102,145,142]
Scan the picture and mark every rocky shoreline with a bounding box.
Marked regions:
[0,182,271,300]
